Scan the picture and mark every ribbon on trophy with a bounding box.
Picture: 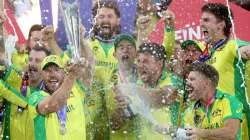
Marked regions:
[57,104,67,135]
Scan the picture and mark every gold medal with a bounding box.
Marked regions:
[60,125,66,135]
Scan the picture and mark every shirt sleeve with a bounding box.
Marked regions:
[223,96,243,121]
[28,91,46,108]
[0,79,27,108]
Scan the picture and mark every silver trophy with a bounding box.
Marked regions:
[59,0,81,63]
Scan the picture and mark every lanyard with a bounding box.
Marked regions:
[193,94,215,127]
[57,104,67,135]
[199,38,227,62]
[20,72,29,97]
[205,95,216,116]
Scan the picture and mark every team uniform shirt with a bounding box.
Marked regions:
[235,40,250,103]
[107,69,176,140]
[106,65,138,140]
[11,50,28,72]
[3,87,38,140]
[60,38,117,85]
[83,38,118,140]
[138,70,173,140]
[201,39,250,139]
[89,38,117,84]
[28,83,86,140]
[182,90,243,140]
[2,65,23,91]
[0,65,31,140]
[205,40,246,97]
[60,40,116,140]
[236,39,250,140]
[0,80,27,108]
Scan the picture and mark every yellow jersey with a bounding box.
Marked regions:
[182,90,243,140]
[28,83,86,140]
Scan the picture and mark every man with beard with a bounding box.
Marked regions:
[27,24,45,52]
[83,1,121,140]
[28,55,86,140]
[111,42,179,139]
[1,45,51,140]
[182,62,243,140]
[90,0,120,84]
[27,24,59,53]
[11,25,61,72]
[198,3,250,139]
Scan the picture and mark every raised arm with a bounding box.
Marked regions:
[37,63,81,115]
[41,26,62,56]
[79,25,95,86]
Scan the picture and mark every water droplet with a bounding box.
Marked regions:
[161,99,166,104]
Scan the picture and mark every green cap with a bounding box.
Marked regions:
[41,55,64,70]
[181,40,202,51]
[114,34,136,49]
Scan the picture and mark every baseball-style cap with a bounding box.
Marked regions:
[114,34,136,50]
[41,55,64,70]
[181,40,202,51]
[138,42,167,60]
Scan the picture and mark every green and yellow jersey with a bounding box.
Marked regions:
[0,80,26,108]
[106,66,138,140]
[236,39,250,140]
[2,65,22,91]
[203,39,250,139]
[236,40,250,103]
[61,39,117,84]
[3,86,38,140]
[182,90,243,140]
[139,70,173,140]
[81,38,117,140]
[89,38,117,84]
[107,69,176,140]
[60,39,117,140]
[206,40,245,97]
[28,83,86,140]
[11,50,28,72]
[0,65,31,140]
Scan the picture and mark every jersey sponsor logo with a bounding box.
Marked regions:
[66,104,75,113]
[207,57,216,64]
[211,109,222,117]
[95,60,117,69]
[93,46,99,55]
